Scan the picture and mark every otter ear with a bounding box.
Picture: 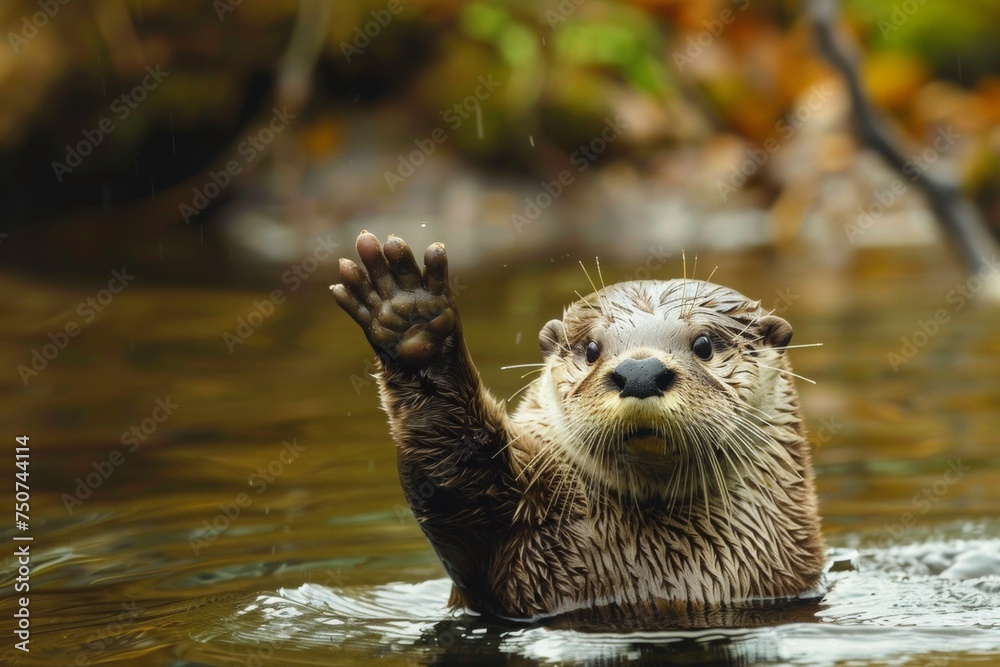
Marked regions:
[758,315,792,352]
[539,320,565,358]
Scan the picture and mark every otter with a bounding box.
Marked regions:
[331,231,825,625]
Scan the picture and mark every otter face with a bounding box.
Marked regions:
[536,279,798,502]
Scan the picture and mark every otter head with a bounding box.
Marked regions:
[536,279,800,502]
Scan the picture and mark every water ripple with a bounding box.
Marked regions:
[191,537,1000,665]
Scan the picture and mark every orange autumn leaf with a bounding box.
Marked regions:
[862,51,928,111]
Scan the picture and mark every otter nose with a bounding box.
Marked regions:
[610,358,675,399]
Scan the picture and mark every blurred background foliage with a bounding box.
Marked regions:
[1,0,999,268]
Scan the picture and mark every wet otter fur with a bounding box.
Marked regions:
[332,232,825,625]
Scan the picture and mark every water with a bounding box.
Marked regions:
[2,246,999,665]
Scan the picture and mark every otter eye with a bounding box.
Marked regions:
[692,335,713,361]
[585,341,601,364]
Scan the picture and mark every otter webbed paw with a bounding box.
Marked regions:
[332,231,458,369]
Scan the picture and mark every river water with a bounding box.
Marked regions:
[1,244,998,665]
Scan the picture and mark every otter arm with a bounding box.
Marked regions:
[332,232,519,611]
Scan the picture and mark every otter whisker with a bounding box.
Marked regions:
[725,405,779,439]
[710,452,738,536]
[515,452,548,485]
[539,333,564,353]
[572,291,595,307]
[501,363,547,370]
[495,431,530,464]
[686,265,720,319]
[692,452,709,528]
[731,401,776,422]
[528,454,577,532]
[514,464,572,525]
[678,424,699,506]
[700,366,748,404]
[608,425,644,516]
[761,343,824,351]
[507,380,537,403]
[726,412,775,448]
[578,260,602,299]
[578,260,614,318]
[680,250,692,318]
[548,321,573,352]
[517,439,559,482]
[597,429,616,529]
[702,424,735,505]
[701,433,731,522]
[717,439,760,492]
[733,307,777,339]
[660,423,685,518]
[709,408,788,479]
[725,418,802,483]
[574,291,604,318]
[756,363,817,385]
[725,428,777,482]
[547,466,573,536]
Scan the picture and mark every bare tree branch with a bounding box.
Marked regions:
[808,0,1000,278]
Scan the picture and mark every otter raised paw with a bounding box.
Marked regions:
[333,232,825,627]
[331,231,457,368]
